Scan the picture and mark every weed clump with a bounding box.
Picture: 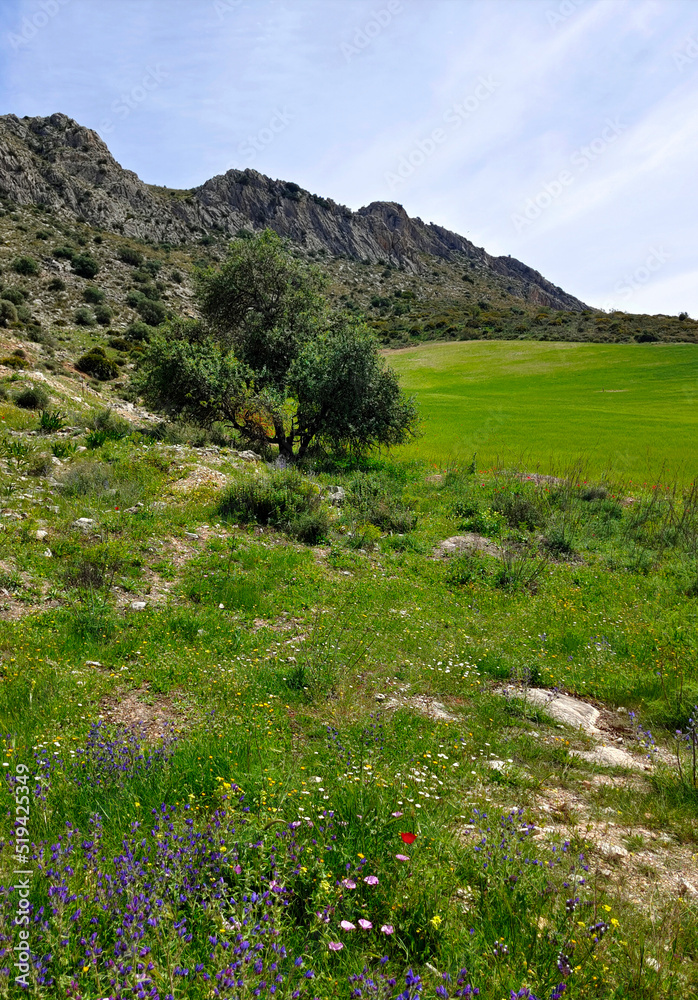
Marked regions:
[218,469,329,543]
[343,472,416,532]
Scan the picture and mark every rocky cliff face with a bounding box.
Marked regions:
[0,113,587,311]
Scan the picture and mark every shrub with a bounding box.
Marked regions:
[86,407,131,437]
[132,296,166,326]
[492,482,547,530]
[118,246,144,267]
[125,320,152,342]
[83,285,105,304]
[12,255,39,276]
[0,300,18,326]
[218,470,328,543]
[74,306,95,326]
[1,287,28,305]
[47,277,66,292]
[446,553,488,587]
[14,384,49,409]
[53,245,76,260]
[94,304,113,325]
[71,254,99,279]
[458,505,505,536]
[344,472,417,532]
[108,336,131,351]
[0,354,28,369]
[76,347,118,381]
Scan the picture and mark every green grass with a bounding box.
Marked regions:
[389,341,698,480]
[1,395,697,997]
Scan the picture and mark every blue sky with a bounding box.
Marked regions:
[1,0,697,315]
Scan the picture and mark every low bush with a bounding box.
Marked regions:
[83,285,105,304]
[0,300,18,326]
[14,384,49,410]
[47,277,66,292]
[76,347,118,381]
[94,304,113,325]
[0,353,28,368]
[74,306,95,326]
[218,470,329,543]
[118,246,144,267]
[1,287,28,305]
[71,253,99,279]
[108,336,131,351]
[343,472,416,532]
[12,255,39,276]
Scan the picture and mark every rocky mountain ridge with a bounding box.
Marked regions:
[0,112,587,311]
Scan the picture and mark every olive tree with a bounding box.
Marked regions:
[135,230,418,458]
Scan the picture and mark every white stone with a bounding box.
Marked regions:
[35,529,48,540]
[73,518,96,530]
[130,601,147,611]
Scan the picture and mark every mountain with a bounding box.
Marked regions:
[0,112,586,312]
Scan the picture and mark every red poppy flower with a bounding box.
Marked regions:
[400,832,417,845]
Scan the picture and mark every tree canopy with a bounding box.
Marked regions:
[135,230,418,458]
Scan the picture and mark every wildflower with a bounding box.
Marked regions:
[358,919,373,930]
[340,920,356,931]
[400,832,417,845]
[430,914,442,929]
[328,942,344,951]
[342,878,357,889]
[392,811,404,817]
[396,854,410,862]
[364,875,379,885]
[381,924,395,935]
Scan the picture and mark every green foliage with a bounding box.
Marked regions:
[137,232,418,459]
[12,254,39,276]
[76,346,119,380]
[74,305,95,326]
[0,299,18,326]
[38,409,66,432]
[118,245,144,267]
[0,352,28,368]
[47,276,66,292]
[218,469,329,543]
[1,286,28,305]
[343,472,417,532]
[129,292,166,325]
[83,285,106,304]
[94,303,113,325]
[71,253,99,279]
[14,384,49,410]
[108,336,131,351]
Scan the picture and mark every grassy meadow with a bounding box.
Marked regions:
[388,341,698,480]
[0,350,697,998]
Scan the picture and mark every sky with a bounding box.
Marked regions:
[1,0,697,316]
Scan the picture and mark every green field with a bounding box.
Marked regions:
[389,341,698,481]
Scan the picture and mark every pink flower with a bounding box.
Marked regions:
[234,865,242,874]
[358,919,373,930]
[340,920,356,931]
[391,811,404,817]
[341,878,356,889]
[395,854,410,862]
[328,941,344,951]
[381,924,395,935]
[363,875,379,886]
